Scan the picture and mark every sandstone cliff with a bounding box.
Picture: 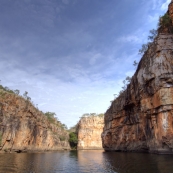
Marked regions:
[102,1,173,154]
[0,90,70,153]
[78,116,104,149]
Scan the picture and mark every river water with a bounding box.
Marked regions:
[0,150,173,173]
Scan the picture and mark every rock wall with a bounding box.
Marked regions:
[102,2,173,154]
[0,90,70,153]
[78,116,104,149]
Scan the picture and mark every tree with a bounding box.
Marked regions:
[28,97,31,101]
[69,132,78,149]
[98,113,104,117]
[114,94,117,98]
[45,112,56,123]
[62,124,68,130]
[45,112,56,118]
[126,76,131,83]
[138,44,149,55]
[82,113,89,117]
[119,90,124,96]
[121,80,126,91]
[4,87,9,91]
[23,91,28,99]
[133,60,138,66]
[90,113,96,116]
[139,27,158,55]
[14,89,20,95]
[148,29,157,41]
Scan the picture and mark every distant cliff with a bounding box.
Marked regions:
[78,115,104,150]
[0,89,70,153]
[102,1,173,154]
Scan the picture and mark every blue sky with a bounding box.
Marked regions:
[0,0,171,128]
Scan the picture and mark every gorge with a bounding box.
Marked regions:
[0,1,173,156]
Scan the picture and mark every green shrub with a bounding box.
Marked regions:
[59,135,66,141]
[3,86,15,94]
[138,43,150,55]
[159,13,173,33]
[69,132,78,149]
[45,112,56,124]
[159,13,172,28]
[98,113,104,117]
[148,29,158,41]
[0,91,6,98]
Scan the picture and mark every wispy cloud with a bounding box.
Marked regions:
[161,0,171,11]
[148,13,160,23]
[0,0,169,127]
[119,35,140,44]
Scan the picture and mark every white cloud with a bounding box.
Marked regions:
[119,35,140,43]
[125,70,135,77]
[89,53,103,65]
[0,0,168,128]
[152,0,157,10]
[118,29,148,45]
[148,13,160,23]
[161,0,171,11]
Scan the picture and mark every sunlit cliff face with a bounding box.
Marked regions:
[102,1,173,154]
[0,91,70,153]
[77,116,104,150]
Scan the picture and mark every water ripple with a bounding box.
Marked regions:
[0,151,173,173]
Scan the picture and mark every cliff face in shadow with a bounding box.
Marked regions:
[0,90,70,153]
[78,116,104,150]
[102,1,173,154]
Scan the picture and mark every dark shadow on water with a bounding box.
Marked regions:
[69,150,78,158]
[102,151,173,173]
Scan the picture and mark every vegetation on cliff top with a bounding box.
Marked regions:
[138,29,158,55]
[159,12,173,33]
[0,83,71,149]
[138,11,173,56]
[67,112,104,149]
[0,85,16,94]
[111,9,173,108]
[81,113,104,118]
[44,112,68,130]
[0,83,68,132]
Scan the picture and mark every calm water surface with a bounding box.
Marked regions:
[0,150,173,173]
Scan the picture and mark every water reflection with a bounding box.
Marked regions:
[103,152,173,173]
[0,151,173,173]
[77,150,108,172]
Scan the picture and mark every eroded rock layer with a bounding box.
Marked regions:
[102,2,173,154]
[78,116,104,149]
[0,91,70,153]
